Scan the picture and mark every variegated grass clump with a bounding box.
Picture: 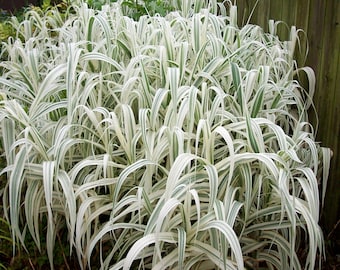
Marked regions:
[0,0,331,269]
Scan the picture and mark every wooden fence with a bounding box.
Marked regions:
[234,0,340,239]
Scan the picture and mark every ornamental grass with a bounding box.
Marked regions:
[0,1,330,269]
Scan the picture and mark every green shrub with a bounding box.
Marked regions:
[0,0,70,43]
[0,0,331,269]
[85,0,174,20]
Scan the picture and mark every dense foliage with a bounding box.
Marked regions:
[0,0,331,269]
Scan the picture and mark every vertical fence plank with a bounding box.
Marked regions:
[294,0,310,67]
[255,0,270,30]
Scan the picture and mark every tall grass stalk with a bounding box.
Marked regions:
[0,0,330,269]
